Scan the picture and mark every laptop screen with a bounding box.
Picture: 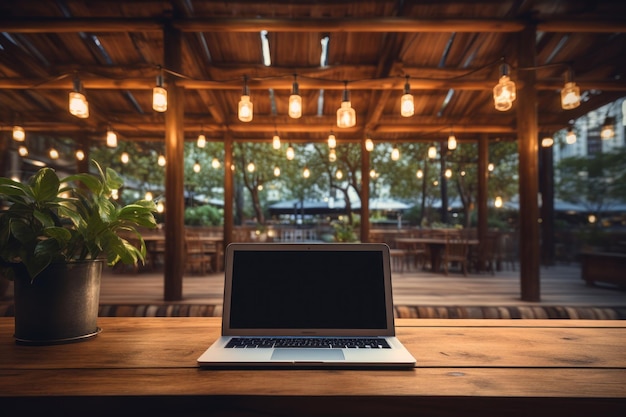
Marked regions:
[225,244,392,334]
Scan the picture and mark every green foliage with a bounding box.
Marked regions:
[184,205,223,226]
[0,160,157,281]
[331,219,358,242]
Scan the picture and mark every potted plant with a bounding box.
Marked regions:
[0,160,157,344]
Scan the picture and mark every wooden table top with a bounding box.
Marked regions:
[1,317,625,416]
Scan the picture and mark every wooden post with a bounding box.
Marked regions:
[223,132,234,247]
[360,136,370,242]
[477,134,489,271]
[539,135,555,266]
[163,24,185,301]
[516,24,541,301]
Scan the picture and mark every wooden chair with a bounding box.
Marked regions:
[185,233,213,275]
[442,236,469,276]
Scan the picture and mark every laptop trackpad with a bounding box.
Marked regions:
[271,349,345,361]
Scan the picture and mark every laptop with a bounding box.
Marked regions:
[197,242,416,368]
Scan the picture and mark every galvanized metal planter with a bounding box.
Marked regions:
[12,260,103,345]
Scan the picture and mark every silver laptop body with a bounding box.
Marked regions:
[197,242,416,368]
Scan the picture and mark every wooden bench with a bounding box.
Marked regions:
[579,251,626,289]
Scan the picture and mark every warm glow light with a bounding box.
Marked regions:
[111,189,119,200]
[329,148,337,162]
[365,138,374,152]
[197,134,206,148]
[370,169,378,178]
[193,161,201,173]
[444,168,452,179]
[566,128,577,144]
[49,148,59,159]
[541,137,554,147]
[274,165,281,176]
[336,169,343,180]
[400,76,414,117]
[158,154,166,166]
[12,126,25,141]
[488,163,495,172]
[145,191,153,201]
[272,134,281,149]
[247,161,256,172]
[447,134,457,150]
[238,95,253,122]
[493,64,516,111]
[69,91,89,118]
[337,83,356,128]
[121,152,130,164]
[152,86,167,112]
[428,146,437,159]
[391,146,400,161]
[416,169,423,179]
[75,149,85,160]
[211,158,220,169]
[588,214,597,224]
[18,145,28,157]
[303,166,310,178]
[106,128,118,148]
[561,82,580,110]
[157,201,165,213]
[601,117,615,139]
[328,133,337,148]
[494,196,503,208]
[289,76,302,118]
[286,145,295,160]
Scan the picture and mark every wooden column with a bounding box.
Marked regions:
[360,136,370,242]
[539,136,555,266]
[477,134,489,269]
[516,24,541,301]
[163,24,185,301]
[223,132,234,247]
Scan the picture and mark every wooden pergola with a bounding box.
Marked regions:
[1,1,625,302]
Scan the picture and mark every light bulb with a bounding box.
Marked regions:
[75,149,85,160]
[541,137,554,147]
[303,167,310,178]
[18,146,28,157]
[448,134,457,150]
[493,64,516,112]
[365,138,374,152]
[211,158,220,169]
[238,95,253,122]
[494,196,503,208]
[337,100,356,128]
[328,133,336,148]
[336,169,343,180]
[121,152,130,164]
[601,117,615,139]
[444,168,452,178]
[428,146,437,159]
[391,146,400,161]
[69,91,89,118]
[561,82,580,110]
[12,126,25,141]
[49,148,59,159]
[247,161,256,172]
[193,161,201,173]
[197,134,206,148]
[145,191,153,201]
[566,128,577,144]
[274,165,281,176]
[329,148,337,162]
[272,134,281,149]
[286,145,295,160]
[416,169,423,179]
[158,154,166,166]
[106,128,118,148]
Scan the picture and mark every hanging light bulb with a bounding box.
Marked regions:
[69,76,89,118]
[273,165,281,177]
[444,168,452,179]
[447,133,457,150]
[336,81,356,128]
[286,144,295,160]
[152,67,167,112]
[75,149,85,161]
[197,133,206,148]
[328,132,336,148]
[18,145,28,157]
[494,196,503,208]
[541,137,554,147]
[416,169,423,179]
[238,75,253,122]
[193,160,201,173]
[158,154,166,166]
[365,137,374,152]
[121,152,130,164]
[488,163,495,172]
[493,62,516,111]
[329,148,337,162]
[272,133,281,149]
[106,126,118,148]
[369,169,378,179]
[566,127,577,144]
[247,161,256,172]
[49,148,59,159]
[336,169,343,180]
[288,74,302,118]
[391,145,400,161]
[145,191,153,201]
[400,75,414,117]
[12,125,25,141]
[156,201,165,213]
[561,69,580,110]
[601,117,615,139]
[211,157,221,169]
[428,145,437,159]
[303,166,311,178]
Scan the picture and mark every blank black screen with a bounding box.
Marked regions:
[228,250,388,330]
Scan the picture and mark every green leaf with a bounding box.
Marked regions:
[30,167,60,202]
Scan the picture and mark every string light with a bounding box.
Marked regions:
[238,75,253,122]
[493,62,516,111]
[145,191,153,201]
[247,161,256,172]
[158,154,166,166]
[447,133,457,150]
[327,132,336,148]
[494,196,503,208]
[106,126,118,148]
[337,81,356,128]
[69,76,89,118]
[566,127,577,144]
[75,149,85,160]
[121,152,130,164]
[303,166,311,178]
[273,165,281,176]
[541,137,554,147]
[197,133,206,148]
[272,133,281,149]
[601,117,615,139]
[211,158,221,169]
[193,160,201,173]
[365,137,374,152]
[428,145,437,159]
[336,169,343,180]
[400,75,414,117]
[18,145,28,157]
[288,74,302,118]
[416,169,423,179]
[329,148,337,162]
[561,69,580,110]
[12,125,25,141]
[286,144,295,160]
[391,145,400,161]
[49,148,59,159]
[444,168,452,178]
[152,66,167,112]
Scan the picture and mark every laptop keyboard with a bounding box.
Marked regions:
[225,337,391,349]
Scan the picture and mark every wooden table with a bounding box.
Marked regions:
[396,237,479,272]
[1,318,624,416]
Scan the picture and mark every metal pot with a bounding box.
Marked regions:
[13,260,103,345]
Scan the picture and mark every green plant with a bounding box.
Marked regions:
[331,219,358,242]
[184,204,223,226]
[0,160,157,282]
